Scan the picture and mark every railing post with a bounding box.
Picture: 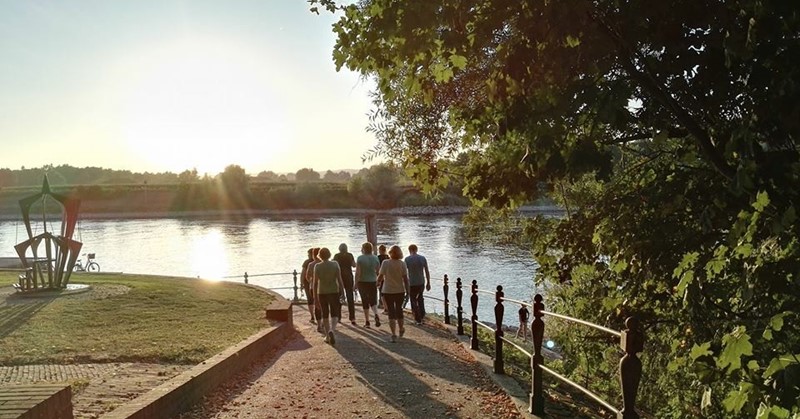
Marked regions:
[494,285,504,374]
[456,277,464,335]
[470,280,479,350]
[443,274,451,325]
[530,294,545,416]
[619,316,644,419]
[292,269,299,303]
[244,272,248,284]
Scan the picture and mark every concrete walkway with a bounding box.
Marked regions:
[178,305,527,419]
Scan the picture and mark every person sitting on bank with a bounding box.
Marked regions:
[516,303,530,341]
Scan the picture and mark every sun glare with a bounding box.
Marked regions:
[189,228,228,280]
[118,36,289,175]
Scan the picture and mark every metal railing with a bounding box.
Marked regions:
[436,276,643,418]
[223,270,301,303]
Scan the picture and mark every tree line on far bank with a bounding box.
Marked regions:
[0,164,354,188]
[0,163,471,213]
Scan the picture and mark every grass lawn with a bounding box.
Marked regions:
[0,273,275,365]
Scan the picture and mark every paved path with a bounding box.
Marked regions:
[179,305,525,419]
[0,362,189,418]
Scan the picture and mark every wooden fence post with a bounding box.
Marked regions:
[530,293,545,416]
[456,277,464,335]
[443,274,451,325]
[494,285,505,374]
[619,316,644,419]
[470,280,479,350]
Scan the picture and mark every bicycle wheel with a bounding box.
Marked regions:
[87,262,100,272]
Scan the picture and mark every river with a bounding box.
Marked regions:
[0,214,543,321]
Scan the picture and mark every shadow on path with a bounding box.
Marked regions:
[179,305,519,418]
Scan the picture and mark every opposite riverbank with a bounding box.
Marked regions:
[0,205,565,221]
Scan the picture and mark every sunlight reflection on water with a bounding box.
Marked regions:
[0,214,542,320]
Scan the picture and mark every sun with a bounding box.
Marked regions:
[117,36,289,175]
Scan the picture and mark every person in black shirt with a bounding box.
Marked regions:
[377,244,389,312]
[333,243,357,325]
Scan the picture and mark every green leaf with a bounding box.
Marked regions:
[769,312,787,332]
[565,35,581,48]
[753,191,770,212]
[673,251,699,279]
[722,382,753,413]
[431,61,454,82]
[690,342,712,360]
[756,403,791,419]
[676,270,694,296]
[449,54,468,70]
[610,259,628,274]
[763,312,789,341]
[734,243,753,258]
[368,3,384,17]
[717,326,753,372]
[763,354,799,378]
[705,258,726,277]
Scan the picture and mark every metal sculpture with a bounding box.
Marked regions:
[13,175,82,290]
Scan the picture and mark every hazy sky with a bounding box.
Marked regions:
[0,1,378,176]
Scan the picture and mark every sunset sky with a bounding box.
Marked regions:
[0,1,378,176]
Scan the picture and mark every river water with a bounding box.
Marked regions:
[0,214,542,321]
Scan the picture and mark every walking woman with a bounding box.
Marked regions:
[314,247,346,345]
[300,248,316,324]
[377,245,409,343]
[305,248,323,333]
[377,244,389,313]
[355,242,381,328]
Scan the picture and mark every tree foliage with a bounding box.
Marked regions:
[295,168,321,182]
[347,163,401,209]
[323,169,352,182]
[312,0,800,416]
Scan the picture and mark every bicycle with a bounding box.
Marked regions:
[74,253,100,272]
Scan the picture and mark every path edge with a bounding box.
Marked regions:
[100,299,296,419]
[440,321,539,419]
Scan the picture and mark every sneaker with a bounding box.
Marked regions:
[374,314,381,328]
[317,324,324,333]
[416,321,423,326]
[365,322,371,328]
[390,335,397,343]
[310,319,317,324]
[324,334,330,343]
[328,331,336,346]
[399,326,405,337]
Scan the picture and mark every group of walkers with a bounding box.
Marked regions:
[300,242,431,345]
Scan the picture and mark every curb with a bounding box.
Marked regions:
[440,321,538,419]
[100,304,295,419]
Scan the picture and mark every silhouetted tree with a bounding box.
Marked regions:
[295,168,321,182]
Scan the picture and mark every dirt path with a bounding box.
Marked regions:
[180,306,522,419]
